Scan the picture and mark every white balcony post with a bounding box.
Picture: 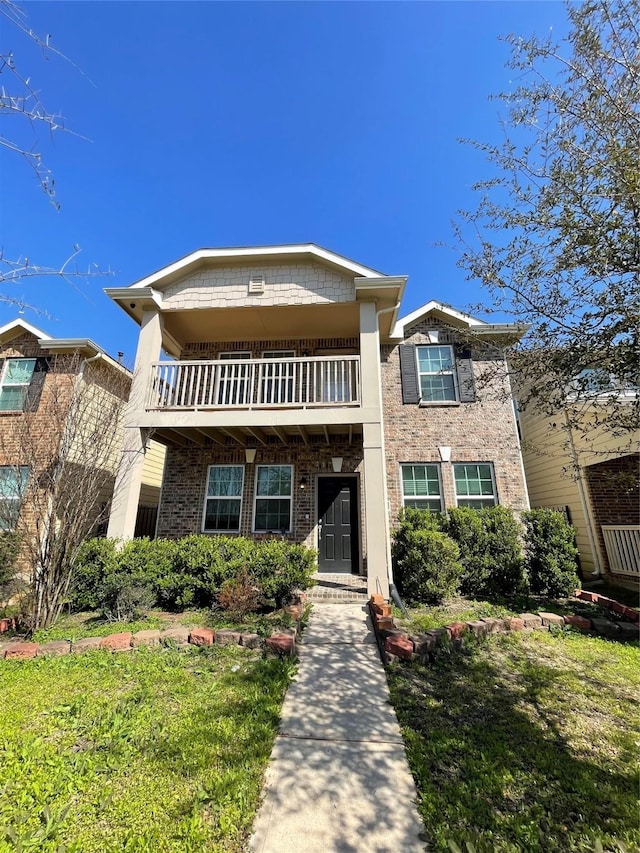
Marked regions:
[359,301,391,599]
[108,310,164,541]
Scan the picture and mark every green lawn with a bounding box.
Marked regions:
[388,630,640,853]
[0,645,293,852]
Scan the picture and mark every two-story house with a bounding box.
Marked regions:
[105,245,529,598]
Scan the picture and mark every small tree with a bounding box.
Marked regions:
[0,354,132,630]
[454,0,640,439]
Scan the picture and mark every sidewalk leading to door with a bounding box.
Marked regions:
[249,603,426,853]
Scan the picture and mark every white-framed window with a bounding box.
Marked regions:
[253,464,293,532]
[261,350,295,404]
[217,352,252,406]
[454,463,497,509]
[0,466,29,530]
[0,359,36,412]
[400,464,443,512]
[416,345,456,402]
[202,465,244,532]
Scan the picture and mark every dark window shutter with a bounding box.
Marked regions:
[455,347,476,402]
[399,345,420,404]
[24,357,49,412]
[34,356,50,375]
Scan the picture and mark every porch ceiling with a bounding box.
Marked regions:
[151,423,363,448]
[163,302,361,348]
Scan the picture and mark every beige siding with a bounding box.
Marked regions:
[518,401,639,578]
[139,440,166,506]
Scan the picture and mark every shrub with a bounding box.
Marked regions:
[70,537,119,611]
[522,509,580,597]
[446,506,525,598]
[217,568,261,616]
[100,575,156,622]
[0,531,21,596]
[392,511,463,605]
[248,539,317,607]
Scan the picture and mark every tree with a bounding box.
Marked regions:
[0,0,109,307]
[454,0,639,439]
[0,354,131,630]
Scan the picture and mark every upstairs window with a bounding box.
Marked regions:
[401,464,443,512]
[0,466,29,530]
[0,359,36,411]
[454,463,497,509]
[254,464,292,532]
[202,465,244,532]
[416,346,456,402]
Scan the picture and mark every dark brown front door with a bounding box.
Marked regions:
[318,477,358,573]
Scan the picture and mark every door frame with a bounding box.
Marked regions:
[315,473,362,575]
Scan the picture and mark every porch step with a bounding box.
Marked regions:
[307,573,368,604]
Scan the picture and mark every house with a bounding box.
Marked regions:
[105,244,530,598]
[517,375,639,588]
[0,318,165,553]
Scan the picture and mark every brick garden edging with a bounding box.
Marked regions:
[369,591,640,665]
[0,598,306,663]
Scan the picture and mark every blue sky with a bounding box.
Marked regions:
[1,1,570,363]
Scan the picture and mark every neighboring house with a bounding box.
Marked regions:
[517,378,639,587]
[105,244,529,598]
[0,319,164,550]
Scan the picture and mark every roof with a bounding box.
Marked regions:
[121,243,386,292]
[391,300,528,340]
[0,318,131,375]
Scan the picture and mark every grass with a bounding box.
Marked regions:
[30,607,299,644]
[0,644,294,852]
[388,630,640,853]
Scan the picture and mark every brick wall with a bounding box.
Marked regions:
[181,336,359,358]
[381,318,529,525]
[157,437,367,569]
[585,453,639,581]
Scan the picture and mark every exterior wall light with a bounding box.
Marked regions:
[299,476,308,490]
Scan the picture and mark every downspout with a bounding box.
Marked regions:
[375,302,408,613]
[563,409,602,576]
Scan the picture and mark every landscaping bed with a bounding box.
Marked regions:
[387,629,640,852]
[0,644,294,852]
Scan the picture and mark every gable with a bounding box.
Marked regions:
[161,260,357,311]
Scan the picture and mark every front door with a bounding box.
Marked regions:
[317,477,358,573]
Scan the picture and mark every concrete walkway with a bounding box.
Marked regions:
[249,603,426,853]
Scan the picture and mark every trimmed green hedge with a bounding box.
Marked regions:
[70,535,316,617]
[522,508,580,597]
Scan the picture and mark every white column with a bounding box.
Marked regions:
[107,310,164,540]
[359,301,391,599]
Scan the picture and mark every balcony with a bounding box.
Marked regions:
[146,356,361,412]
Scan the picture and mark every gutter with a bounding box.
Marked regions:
[563,410,603,576]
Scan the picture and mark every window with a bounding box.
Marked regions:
[203,465,244,532]
[0,466,29,530]
[416,346,456,402]
[401,464,443,511]
[454,464,497,509]
[217,352,252,406]
[254,465,293,532]
[261,351,295,404]
[0,359,36,411]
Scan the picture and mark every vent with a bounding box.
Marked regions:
[249,274,265,294]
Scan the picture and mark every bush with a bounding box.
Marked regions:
[70,534,316,616]
[522,509,580,597]
[446,506,525,598]
[70,538,119,611]
[100,575,156,622]
[217,568,261,616]
[0,531,21,594]
[247,539,315,606]
[392,510,463,605]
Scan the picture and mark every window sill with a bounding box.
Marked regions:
[418,400,460,408]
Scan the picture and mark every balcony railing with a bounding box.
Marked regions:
[147,356,361,411]
[602,525,640,577]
